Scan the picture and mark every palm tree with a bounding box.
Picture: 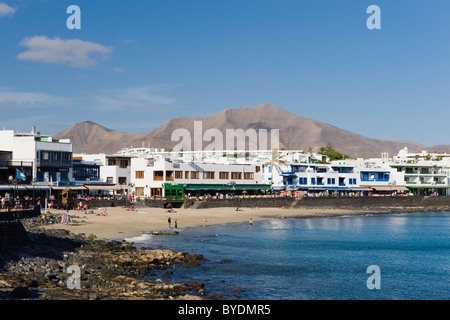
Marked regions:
[263,148,287,184]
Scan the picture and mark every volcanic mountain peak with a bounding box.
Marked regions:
[54,103,449,157]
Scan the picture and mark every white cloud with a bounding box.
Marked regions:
[17,36,113,68]
[93,84,178,111]
[0,87,67,109]
[113,67,129,73]
[0,3,16,17]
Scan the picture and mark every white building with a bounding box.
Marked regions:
[130,153,269,198]
[76,147,450,198]
[74,153,132,194]
[0,127,73,186]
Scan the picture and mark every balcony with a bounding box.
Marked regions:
[0,160,33,167]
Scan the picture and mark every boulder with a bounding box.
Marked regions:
[10,287,31,298]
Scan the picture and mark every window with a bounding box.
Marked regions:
[231,172,242,180]
[135,171,144,179]
[185,171,190,179]
[119,159,129,168]
[311,178,316,185]
[106,177,113,183]
[42,152,49,161]
[166,171,174,181]
[175,171,183,179]
[62,153,72,161]
[135,187,144,197]
[255,166,260,173]
[299,177,307,185]
[327,178,335,185]
[153,171,164,181]
[151,188,162,198]
[204,171,215,179]
[244,172,254,180]
[361,172,389,182]
[118,177,127,185]
[53,152,59,161]
[219,172,229,179]
[107,158,116,166]
[191,171,199,179]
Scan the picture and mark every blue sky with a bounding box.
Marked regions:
[0,0,449,146]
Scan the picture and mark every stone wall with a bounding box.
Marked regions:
[0,222,31,253]
[85,199,168,209]
[184,196,450,211]
[82,196,450,211]
[0,207,40,222]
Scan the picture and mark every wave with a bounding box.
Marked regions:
[124,233,153,243]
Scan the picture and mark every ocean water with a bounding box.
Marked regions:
[127,212,450,300]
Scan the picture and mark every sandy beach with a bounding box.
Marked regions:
[43,206,363,241]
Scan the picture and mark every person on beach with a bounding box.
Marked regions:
[174,219,178,231]
[168,217,171,229]
[61,211,70,225]
[249,218,253,228]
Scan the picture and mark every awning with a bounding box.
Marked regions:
[406,185,448,189]
[185,184,272,191]
[52,186,88,191]
[85,185,120,191]
[185,184,232,191]
[26,186,51,190]
[234,184,272,191]
[0,185,51,191]
[308,187,327,191]
[372,186,409,192]
[326,187,352,191]
[351,187,373,191]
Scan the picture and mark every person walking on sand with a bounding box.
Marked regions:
[174,219,178,231]
[168,216,171,229]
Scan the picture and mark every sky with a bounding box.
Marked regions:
[0,0,449,146]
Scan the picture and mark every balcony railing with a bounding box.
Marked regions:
[0,161,33,167]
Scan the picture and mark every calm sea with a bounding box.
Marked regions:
[126,212,450,300]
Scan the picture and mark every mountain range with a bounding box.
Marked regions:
[54,103,450,158]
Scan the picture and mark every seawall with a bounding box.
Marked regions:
[183,196,450,211]
[80,196,450,212]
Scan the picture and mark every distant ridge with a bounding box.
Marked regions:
[54,103,450,158]
[56,121,147,154]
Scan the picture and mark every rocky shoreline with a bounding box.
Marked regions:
[0,214,214,300]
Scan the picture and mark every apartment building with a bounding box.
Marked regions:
[130,155,269,198]
[0,127,73,187]
[75,153,132,194]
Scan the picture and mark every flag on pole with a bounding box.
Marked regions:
[16,169,27,180]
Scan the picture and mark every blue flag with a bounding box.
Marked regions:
[16,169,27,180]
